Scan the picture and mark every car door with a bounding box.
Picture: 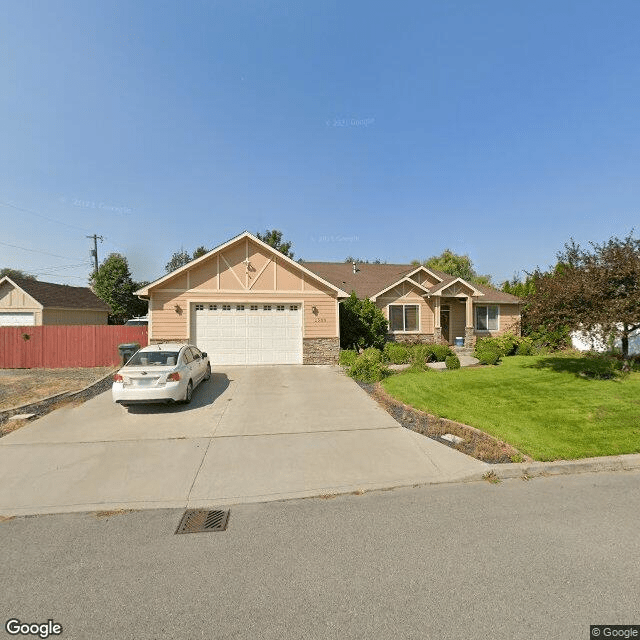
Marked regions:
[188,347,205,384]
[182,347,196,383]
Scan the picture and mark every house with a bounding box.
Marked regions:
[0,276,110,326]
[136,231,522,365]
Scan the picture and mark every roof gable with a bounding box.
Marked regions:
[137,232,349,297]
[0,276,111,311]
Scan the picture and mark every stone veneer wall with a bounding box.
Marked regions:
[465,328,476,349]
[303,337,340,364]
[387,333,436,344]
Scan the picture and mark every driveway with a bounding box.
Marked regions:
[0,366,488,516]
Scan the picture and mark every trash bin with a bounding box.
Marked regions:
[454,336,464,347]
[118,343,140,365]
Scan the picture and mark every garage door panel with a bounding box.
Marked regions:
[193,303,302,365]
[0,312,36,326]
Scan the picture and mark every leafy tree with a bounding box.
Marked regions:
[344,257,384,264]
[192,245,208,260]
[164,246,210,273]
[165,249,192,273]
[415,249,492,286]
[91,253,146,324]
[0,268,36,281]
[526,233,640,359]
[339,292,388,351]
[256,229,294,259]
[501,274,536,298]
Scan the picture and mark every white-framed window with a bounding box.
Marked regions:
[195,304,204,311]
[475,305,499,331]
[276,305,285,311]
[209,304,217,310]
[263,305,272,311]
[250,305,258,311]
[236,305,245,311]
[289,305,298,311]
[389,304,419,332]
[222,305,231,311]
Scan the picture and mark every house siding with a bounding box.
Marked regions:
[0,281,43,324]
[41,309,109,325]
[473,302,521,339]
[147,237,339,362]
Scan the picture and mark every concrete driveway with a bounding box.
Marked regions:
[0,366,488,516]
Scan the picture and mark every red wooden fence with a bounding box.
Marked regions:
[0,325,149,368]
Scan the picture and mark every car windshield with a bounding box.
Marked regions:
[126,351,179,367]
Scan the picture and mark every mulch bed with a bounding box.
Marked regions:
[358,381,530,464]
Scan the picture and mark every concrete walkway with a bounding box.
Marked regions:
[0,366,488,516]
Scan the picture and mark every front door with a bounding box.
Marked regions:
[440,308,450,343]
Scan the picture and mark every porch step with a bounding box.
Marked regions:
[452,346,474,356]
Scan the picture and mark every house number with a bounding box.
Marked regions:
[314,317,327,323]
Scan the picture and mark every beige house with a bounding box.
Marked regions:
[0,276,110,326]
[137,232,521,365]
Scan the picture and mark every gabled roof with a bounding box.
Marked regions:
[136,231,350,298]
[302,262,522,303]
[1,276,111,311]
[427,277,485,298]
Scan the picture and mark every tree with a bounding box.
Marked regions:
[256,229,294,259]
[165,249,192,273]
[344,257,384,264]
[0,268,36,281]
[91,253,147,324]
[415,249,492,286]
[339,292,388,351]
[165,246,210,273]
[526,234,640,359]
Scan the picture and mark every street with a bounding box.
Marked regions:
[2,471,639,639]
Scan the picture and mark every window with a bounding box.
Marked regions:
[182,348,193,364]
[475,305,499,331]
[250,305,258,311]
[236,305,245,311]
[195,304,204,311]
[222,305,231,311]
[289,305,298,311]
[263,305,272,311]
[276,305,285,311]
[389,304,419,332]
[209,304,217,310]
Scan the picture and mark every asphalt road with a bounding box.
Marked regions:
[2,471,639,640]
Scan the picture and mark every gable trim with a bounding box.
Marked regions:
[429,277,485,297]
[370,276,432,301]
[136,231,349,298]
[0,276,45,310]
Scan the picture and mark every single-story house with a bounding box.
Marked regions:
[0,276,111,326]
[136,231,521,365]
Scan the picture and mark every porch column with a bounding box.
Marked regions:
[464,296,474,348]
[433,296,441,342]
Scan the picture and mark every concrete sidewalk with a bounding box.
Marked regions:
[0,366,489,516]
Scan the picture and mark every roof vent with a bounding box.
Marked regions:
[352,261,360,274]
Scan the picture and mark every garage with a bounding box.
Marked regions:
[0,312,35,326]
[191,302,303,365]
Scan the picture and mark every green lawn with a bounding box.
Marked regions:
[382,355,640,461]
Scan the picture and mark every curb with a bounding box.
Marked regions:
[0,369,117,428]
[490,454,640,480]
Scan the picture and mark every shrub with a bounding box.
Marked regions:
[383,342,411,364]
[348,353,389,382]
[410,345,433,369]
[476,348,501,365]
[497,332,520,356]
[338,350,358,366]
[515,337,534,356]
[445,355,461,369]
[339,293,388,351]
[431,344,453,362]
[474,337,503,365]
[361,347,383,363]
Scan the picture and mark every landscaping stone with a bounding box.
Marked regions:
[442,433,464,444]
[8,414,36,421]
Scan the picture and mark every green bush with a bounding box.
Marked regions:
[515,337,534,356]
[383,342,411,364]
[475,347,501,365]
[348,353,389,382]
[410,345,433,369]
[431,344,453,362]
[361,347,383,363]
[497,332,520,356]
[338,350,358,366]
[445,355,461,369]
[339,293,389,351]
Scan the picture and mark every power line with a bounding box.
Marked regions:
[0,239,80,260]
[0,200,91,232]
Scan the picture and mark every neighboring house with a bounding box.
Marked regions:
[136,231,521,366]
[0,276,111,326]
[571,326,640,356]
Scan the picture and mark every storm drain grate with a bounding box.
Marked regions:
[175,509,230,534]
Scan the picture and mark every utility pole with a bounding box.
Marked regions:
[87,234,103,275]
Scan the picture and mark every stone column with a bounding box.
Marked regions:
[465,297,474,348]
[433,296,442,343]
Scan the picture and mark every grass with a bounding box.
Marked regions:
[382,354,640,461]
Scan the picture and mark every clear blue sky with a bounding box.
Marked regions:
[1,0,639,286]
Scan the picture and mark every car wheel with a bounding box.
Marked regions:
[183,380,193,404]
[204,364,211,381]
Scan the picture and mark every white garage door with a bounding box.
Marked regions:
[0,312,35,326]
[192,303,303,365]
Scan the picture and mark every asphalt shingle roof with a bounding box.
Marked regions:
[7,276,111,311]
[302,262,521,303]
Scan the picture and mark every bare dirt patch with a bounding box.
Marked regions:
[359,381,530,464]
[0,368,114,411]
